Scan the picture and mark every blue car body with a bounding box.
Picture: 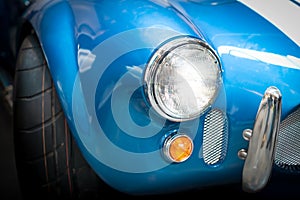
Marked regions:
[10,0,300,196]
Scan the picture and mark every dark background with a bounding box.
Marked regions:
[0,0,299,199]
[0,98,22,200]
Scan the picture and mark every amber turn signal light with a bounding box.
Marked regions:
[163,133,193,163]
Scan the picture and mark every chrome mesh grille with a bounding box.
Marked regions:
[203,109,228,165]
[275,106,300,171]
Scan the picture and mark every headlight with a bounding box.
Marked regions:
[144,36,222,122]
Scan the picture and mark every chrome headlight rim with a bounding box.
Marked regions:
[144,36,222,122]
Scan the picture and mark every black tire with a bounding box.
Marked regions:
[13,33,111,200]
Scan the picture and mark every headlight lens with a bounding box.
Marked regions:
[144,36,222,122]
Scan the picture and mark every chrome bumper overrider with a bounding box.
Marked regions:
[238,86,282,193]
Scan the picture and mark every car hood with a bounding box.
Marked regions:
[168,0,299,48]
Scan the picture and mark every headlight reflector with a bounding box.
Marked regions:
[144,37,222,121]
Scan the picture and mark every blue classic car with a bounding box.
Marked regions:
[0,0,299,199]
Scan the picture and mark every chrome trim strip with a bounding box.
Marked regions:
[242,86,282,193]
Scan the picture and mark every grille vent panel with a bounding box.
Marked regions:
[275,106,300,172]
[203,109,228,165]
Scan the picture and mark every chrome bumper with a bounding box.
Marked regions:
[238,86,282,193]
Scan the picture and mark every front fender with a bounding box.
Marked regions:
[24,0,220,195]
[23,0,77,120]
[21,0,300,196]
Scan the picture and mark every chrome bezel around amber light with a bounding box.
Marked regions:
[162,133,194,163]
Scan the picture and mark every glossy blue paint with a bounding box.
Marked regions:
[21,0,300,195]
[24,0,78,120]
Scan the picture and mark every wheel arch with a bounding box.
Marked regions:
[18,0,79,124]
